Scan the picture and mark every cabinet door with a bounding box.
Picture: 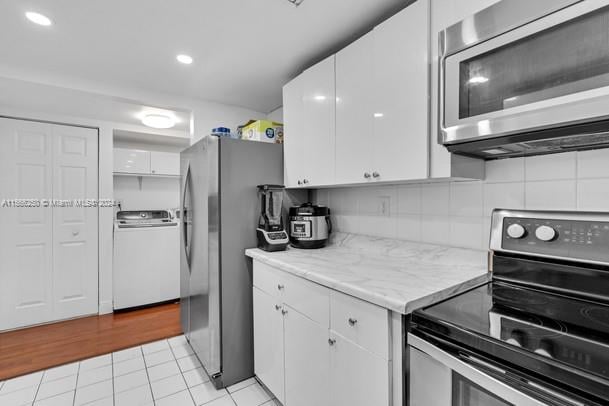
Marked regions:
[253,287,285,404]
[330,333,390,406]
[284,306,331,406]
[113,148,150,174]
[283,75,306,188]
[150,151,180,176]
[335,32,374,184]
[283,55,336,187]
[372,0,429,182]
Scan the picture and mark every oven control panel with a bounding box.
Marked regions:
[501,216,609,263]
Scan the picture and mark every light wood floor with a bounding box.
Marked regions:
[0,302,182,381]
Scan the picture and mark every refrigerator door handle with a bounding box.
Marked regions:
[182,164,193,272]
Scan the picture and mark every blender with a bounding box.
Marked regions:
[256,184,289,252]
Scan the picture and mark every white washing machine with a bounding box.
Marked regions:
[113,210,180,310]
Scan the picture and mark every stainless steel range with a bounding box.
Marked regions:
[408,209,609,406]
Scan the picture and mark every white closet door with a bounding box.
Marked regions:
[52,124,98,320]
[0,118,54,330]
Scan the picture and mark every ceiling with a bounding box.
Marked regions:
[0,0,407,113]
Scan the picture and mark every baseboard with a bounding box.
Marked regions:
[99,300,114,315]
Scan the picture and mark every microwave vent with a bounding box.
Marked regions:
[520,131,609,150]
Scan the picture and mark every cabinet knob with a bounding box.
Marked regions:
[364,172,371,179]
[72,230,80,237]
[372,172,380,178]
[152,170,156,174]
[281,309,288,315]
[297,180,302,185]
[328,338,336,346]
[275,304,282,311]
[348,318,358,326]
[303,179,309,184]
[277,284,285,291]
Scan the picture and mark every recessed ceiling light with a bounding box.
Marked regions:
[25,11,52,26]
[176,54,193,65]
[141,114,176,129]
[373,113,384,118]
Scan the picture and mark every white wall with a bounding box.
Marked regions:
[314,149,609,251]
[114,176,180,211]
[267,107,284,123]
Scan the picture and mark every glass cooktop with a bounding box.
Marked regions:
[414,282,609,382]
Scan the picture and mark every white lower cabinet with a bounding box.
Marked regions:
[253,260,392,406]
[330,333,390,406]
[284,305,331,406]
[253,287,286,404]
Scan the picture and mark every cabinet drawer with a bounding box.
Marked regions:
[253,261,285,297]
[282,272,329,327]
[330,291,390,359]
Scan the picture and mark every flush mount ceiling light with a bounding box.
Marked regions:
[176,54,193,64]
[314,95,327,101]
[25,11,52,26]
[285,0,305,6]
[141,114,176,129]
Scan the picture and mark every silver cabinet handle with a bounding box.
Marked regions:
[348,318,358,326]
[364,172,371,179]
[372,172,380,178]
[275,304,282,311]
[297,180,302,185]
[328,338,336,346]
[281,309,288,315]
[303,179,309,184]
[277,284,285,291]
[72,230,79,236]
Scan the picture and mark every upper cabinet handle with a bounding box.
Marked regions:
[364,172,371,179]
[348,318,358,326]
[372,172,380,178]
[303,179,309,184]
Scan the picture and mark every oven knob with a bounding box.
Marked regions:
[507,224,526,239]
[535,225,557,242]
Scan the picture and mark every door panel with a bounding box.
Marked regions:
[0,119,54,330]
[330,333,390,406]
[52,125,98,320]
[284,307,330,406]
[336,32,374,184]
[253,287,285,404]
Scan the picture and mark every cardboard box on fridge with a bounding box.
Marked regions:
[241,120,284,144]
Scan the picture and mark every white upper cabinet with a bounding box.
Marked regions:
[335,32,375,184]
[371,0,429,182]
[114,148,150,174]
[283,55,336,188]
[114,148,180,176]
[150,151,180,176]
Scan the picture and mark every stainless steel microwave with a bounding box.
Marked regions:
[440,0,609,159]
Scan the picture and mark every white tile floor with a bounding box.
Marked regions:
[0,335,279,406]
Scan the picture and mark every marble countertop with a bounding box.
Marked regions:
[245,233,490,314]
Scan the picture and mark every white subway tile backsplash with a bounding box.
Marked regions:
[525,180,577,210]
[420,183,450,215]
[577,178,609,211]
[450,181,483,217]
[485,158,525,183]
[318,151,604,251]
[577,148,609,179]
[449,217,484,250]
[525,152,577,181]
[397,185,421,215]
[420,215,451,246]
[397,215,422,242]
[483,182,525,217]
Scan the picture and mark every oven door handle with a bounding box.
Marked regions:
[408,333,585,406]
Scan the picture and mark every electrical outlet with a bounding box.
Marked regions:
[378,196,391,217]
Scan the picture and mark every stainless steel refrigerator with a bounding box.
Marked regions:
[180,136,283,389]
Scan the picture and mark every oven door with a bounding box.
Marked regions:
[408,333,586,406]
[441,0,609,145]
